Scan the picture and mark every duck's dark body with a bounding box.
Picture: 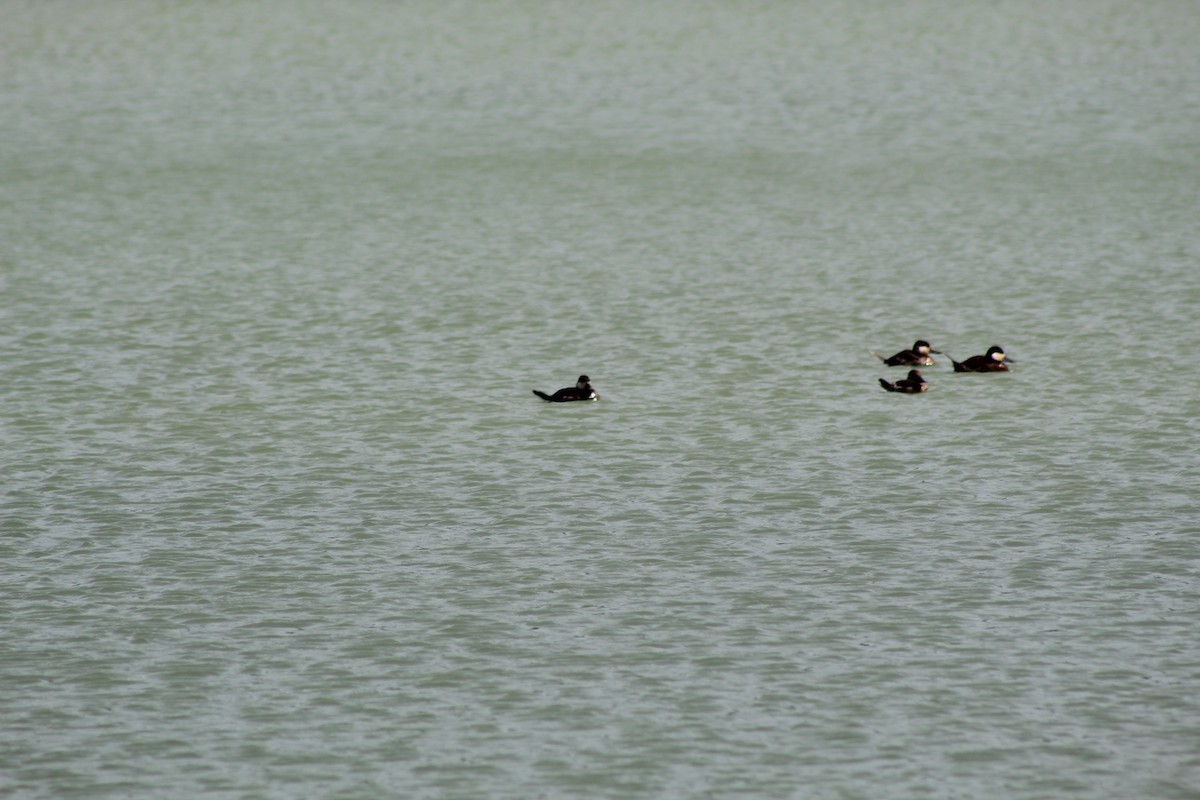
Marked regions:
[950,346,1011,373]
[875,340,939,367]
[879,369,928,394]
[533,375,599,402]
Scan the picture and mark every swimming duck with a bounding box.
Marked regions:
[873,340,940,367]
[949,346,1013,373]
[879,369,928,393]
[533,375,599,402]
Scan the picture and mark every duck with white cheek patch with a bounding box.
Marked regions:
[948,346,1014,373]
[872,339,941,367]
[533,375,600,402]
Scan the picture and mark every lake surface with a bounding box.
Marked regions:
[3,2,1199,798]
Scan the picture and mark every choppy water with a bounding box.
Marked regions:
[3,2,1199,798]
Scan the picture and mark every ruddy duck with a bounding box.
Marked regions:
[879,369,928,393]
[950,346,1013,373]
[873,340,940,367]
[533,375,599,402]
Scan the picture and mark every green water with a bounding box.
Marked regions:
[3,2,1199,798]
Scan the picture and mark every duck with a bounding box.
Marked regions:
[533,375,599,402]
[879,369,928,393]
[949,346,1013,373]
[872,340,940,366]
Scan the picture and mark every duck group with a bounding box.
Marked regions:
[874,341,1014,395]
[532,342,1014,403]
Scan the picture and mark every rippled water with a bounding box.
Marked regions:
[3,2,1199,798]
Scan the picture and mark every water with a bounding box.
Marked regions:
[3,1,1199,797]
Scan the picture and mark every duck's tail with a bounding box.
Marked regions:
[532,390,554,401]
[878,378,896,392]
